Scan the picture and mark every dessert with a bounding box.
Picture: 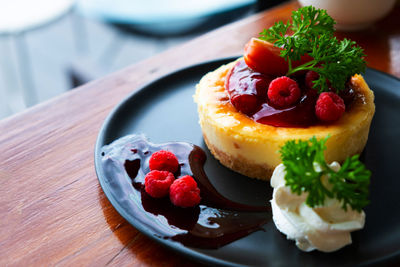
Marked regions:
[194,7,375,180]
[101,134,270,249]
[100,134,370,252]
[98,6,374,254]
[270,137,370,252]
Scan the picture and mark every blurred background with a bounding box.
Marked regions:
[0,0,287,120]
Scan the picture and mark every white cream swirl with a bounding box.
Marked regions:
[270,162,365,252]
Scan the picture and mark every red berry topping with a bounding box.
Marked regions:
[267,76,301,108]
[305,70,319,89]
[338,86,355,107]
[315,92,345,122]
[230,94,259,115]
[144,170,175,198]
[169,175,201,208]
[149,150,179,173]
[226,60,274,115]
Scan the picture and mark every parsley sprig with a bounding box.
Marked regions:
[259,6,366,93]
[279,136,371,212]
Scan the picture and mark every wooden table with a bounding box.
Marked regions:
[1,1,399,266]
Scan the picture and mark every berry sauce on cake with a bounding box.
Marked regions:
[225,59,360,128]
[226,59,319,127]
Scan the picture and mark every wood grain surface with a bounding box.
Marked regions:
[1,1,399,266]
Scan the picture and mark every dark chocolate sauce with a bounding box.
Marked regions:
[101,134,271,249]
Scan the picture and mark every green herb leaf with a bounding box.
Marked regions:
[279,136,371,212]
[259,6,366,93]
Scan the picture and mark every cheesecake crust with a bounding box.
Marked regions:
[203,134,275,180]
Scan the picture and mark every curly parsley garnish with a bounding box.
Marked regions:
[259,6,366,93]
[279,136,371,212]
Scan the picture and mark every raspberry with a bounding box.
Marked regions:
[169,175,201,208]
[267,76,301,108]
[231,94,259,115]
[149,150,179,173]
[305,70,319,89]
[315,92,345,122]
[144,170,175,198]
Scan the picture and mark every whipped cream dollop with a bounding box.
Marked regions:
[270,162,365,252]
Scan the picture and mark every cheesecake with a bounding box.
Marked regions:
[194,60,375,180]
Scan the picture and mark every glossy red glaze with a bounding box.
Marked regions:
[226,59,319,127]
[225,60,273,115]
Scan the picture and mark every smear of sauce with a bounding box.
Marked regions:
[101,134,271,248]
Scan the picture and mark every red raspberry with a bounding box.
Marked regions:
[267,76,301,108]
[144,170,175,198]
[305,70,319,89]
[231,94,259,115]
[169,175,201,208]
[149,150,179,173]
[315,92,345,122]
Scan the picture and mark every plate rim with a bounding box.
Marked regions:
[94,57,400,267]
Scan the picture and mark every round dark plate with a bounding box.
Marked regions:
[95,57,400,266]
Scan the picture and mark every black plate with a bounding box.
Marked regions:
[95,57,400,266]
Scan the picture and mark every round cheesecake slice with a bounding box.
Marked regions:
[194,61,375,180]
